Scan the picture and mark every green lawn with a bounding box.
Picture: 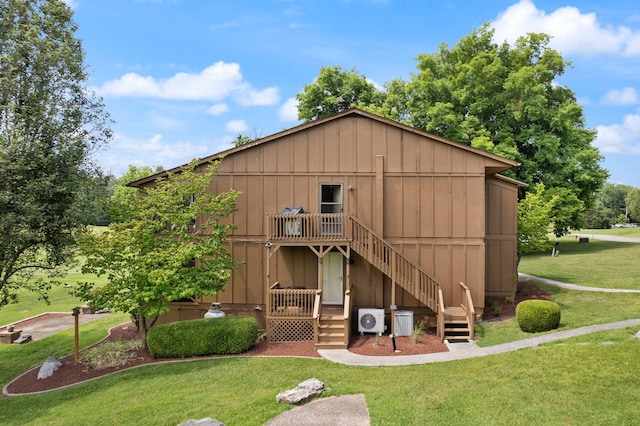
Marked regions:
[1,319,639,425]
[1,230,640,424]
[578,227,640,237]
[476,282,640,346]
[519,236,640,289]
[0,268,107,327]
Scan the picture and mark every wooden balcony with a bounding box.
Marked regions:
[267,213,349,242]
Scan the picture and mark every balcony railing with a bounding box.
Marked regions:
[268,282,319,318]
[267,213,348,241]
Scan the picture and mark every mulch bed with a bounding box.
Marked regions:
[4,281,550,395]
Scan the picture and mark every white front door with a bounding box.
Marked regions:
[322,252,343,305]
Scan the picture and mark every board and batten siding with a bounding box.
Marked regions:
[194,113,516,317]
[485,175,520,297]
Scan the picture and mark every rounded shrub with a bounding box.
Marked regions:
[147,316,259,358]
[515,300,561,333]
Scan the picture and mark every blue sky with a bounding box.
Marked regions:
[67,0,640,187]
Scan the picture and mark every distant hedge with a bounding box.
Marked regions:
[147,316,258,358]
[516,300,561,333]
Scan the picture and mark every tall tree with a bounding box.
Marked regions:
[0,0,112,308]
[392,26,607,234]
[232,134,253,147]
[298,25,609,234]
[583,183,634,228]
[76,161,241,346]
[110,165,163,223]
[627,187,640,223]
[296,66,384,121]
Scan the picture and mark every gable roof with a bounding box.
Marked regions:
[129,108,520,187]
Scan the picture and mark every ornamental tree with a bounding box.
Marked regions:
[76,161,241,346]
[0,0,112,308]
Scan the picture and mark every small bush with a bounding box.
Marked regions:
[81,339,143,370]
[147,316,259,358]
[516,300,561,333]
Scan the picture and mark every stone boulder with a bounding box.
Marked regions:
[37,356,62,380]
[276,378,325,404]
[13,334,32,344]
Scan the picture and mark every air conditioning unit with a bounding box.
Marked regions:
[358,308,385,334]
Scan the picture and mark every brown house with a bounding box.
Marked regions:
[132,109,522,349]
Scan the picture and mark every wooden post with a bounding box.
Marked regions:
[72,307,81,365]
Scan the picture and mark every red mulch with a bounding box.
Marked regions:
[4,281,550,395]
[481,281,552,322]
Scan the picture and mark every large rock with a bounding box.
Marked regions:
[37,356,62,380]
[276,378,325,404]
[13,334,32,344]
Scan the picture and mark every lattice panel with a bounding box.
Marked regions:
[268,319,314,342]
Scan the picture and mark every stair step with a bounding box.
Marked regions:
[314,342,348,350]
[318,327,344,336]
[318,330,345,335]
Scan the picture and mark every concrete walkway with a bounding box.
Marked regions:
[4,313,110,341]
[519,273,640,293]
[572,233,640,243]
[319,273,640,366]
[318,318,640,366]
[304,274,640,425]
[7,275,640,426]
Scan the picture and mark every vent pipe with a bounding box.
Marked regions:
[337,101,350,112]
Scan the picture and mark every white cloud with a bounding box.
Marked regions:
[279,97,299,122]
[491,0,640,56]
[594,114,640,154]
[95,61,279,105]
[235,87,280,106]
[206,103,229,115]
[225,119,248,133]
[366,78,384,92]
[99,133,216,176]
[602,87,639,105]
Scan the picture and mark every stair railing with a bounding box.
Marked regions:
[458,282,475,340]
[437,288,445,341]
[342,288,353,347]
[349,215,440,312]
[312,290,322,346]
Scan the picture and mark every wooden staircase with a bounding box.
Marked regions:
[266,213,476,344]
[348,216,475,342]
[315,312,349,349]
[442,307,473,340]
[349,216,440,313]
